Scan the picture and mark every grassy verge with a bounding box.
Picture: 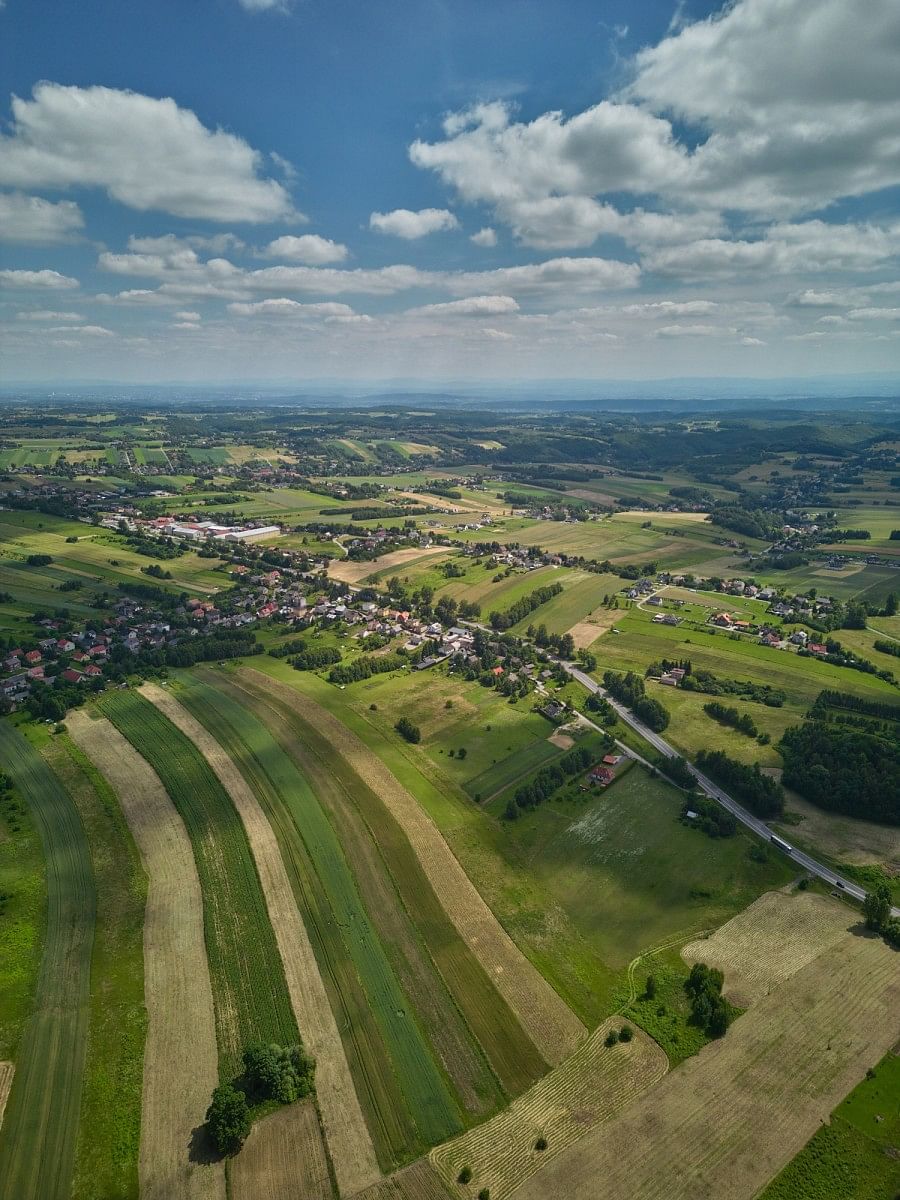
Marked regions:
[42,734,147,1200]
[97,689,297,1078]
[0,721,95,1200]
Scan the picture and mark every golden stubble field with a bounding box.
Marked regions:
[430,1017,667,1200]
[511,892,900,1200]
[228,1101,332,1200]
[67,709,226,1200]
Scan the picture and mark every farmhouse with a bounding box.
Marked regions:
[589,766,614,786]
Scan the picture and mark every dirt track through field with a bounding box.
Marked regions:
[512,918,900,1200]
[140,684,381,1197]
[243,669,586,1066]
[67,709,225,1200]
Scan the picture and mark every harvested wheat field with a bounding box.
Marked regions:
[140,684,381,1197]
[357,1159,452,1200]
[327,546,447,585]
[682,890,851,1007]
[67,709,225,1200]
[431,1017,667,1200]
[512,915,900,1200]
[229,1100,332,1200]
[243,668,586,1066]
[567,607,622,649]
[0,1065,12,1133]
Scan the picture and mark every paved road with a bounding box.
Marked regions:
[565,666,900,919]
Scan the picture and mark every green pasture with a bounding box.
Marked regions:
[97,689,298,1078]
[173,673,464,1164]
[496,765,793,970]
[589,605,898,711]
[0,722,95,1200]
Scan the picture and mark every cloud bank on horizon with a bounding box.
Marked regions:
[1,0,899,382]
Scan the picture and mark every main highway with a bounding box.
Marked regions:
[565,665,900,919]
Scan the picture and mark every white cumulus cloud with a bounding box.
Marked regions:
[0,268,78,289]
[0,83,298,222]
[262,235,348,264]
[369,208,459,239]
[0,192,84,243]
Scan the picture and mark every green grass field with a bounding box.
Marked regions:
[172,673,465,1166]
[486,764,793,970]
[97,689,298,1078]
[42,734,146,1200]
[0,722,96,1200]
[759,1047,900,1200]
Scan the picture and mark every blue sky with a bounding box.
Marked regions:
[2,0,899,383]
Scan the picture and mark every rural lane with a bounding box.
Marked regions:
[565,666,900,919]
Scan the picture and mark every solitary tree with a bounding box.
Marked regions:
[863,882,892,932]
[206,1083,250,1156]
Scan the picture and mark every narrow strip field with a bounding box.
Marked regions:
[243,668,587,1066]
[159,678,461,1169]
[42,733,147,1200]
[0,722,95,1200]
[67,709,225,1200]
[0,1064,12,1131]
[95,690,298,1075]
[222,669,544,1103]
[431,1018,667,1200]
[513,913,900,1200]
[140,684,381,1194]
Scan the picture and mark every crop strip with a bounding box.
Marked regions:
[0,722,95,1200]
[96,689,298,1076]
[161,677,462,1165]
[226,668,548,1101]
[67,709,225,1200]
[140,683,381,1195]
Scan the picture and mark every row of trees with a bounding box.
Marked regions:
[703,701,759,738]
[328,652,407,685]
[602,670,670,732]
[505,744,598,819]
[695,749,784,818]
[488,583,563,631]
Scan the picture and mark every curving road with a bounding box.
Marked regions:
[565,665,900,919]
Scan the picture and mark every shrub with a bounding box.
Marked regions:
[458,1166,472,1184]
[619,1025,633,1042]
[535,1136,548,1151]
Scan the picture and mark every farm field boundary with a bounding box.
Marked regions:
[0,722,95,1200]
[222,669,544,1104]
[243,667,587,1065]
[67,709,225,1200]
[96,690,298,1072]
[430,1017,667,1200]
[140,683,382,1196]
[511,908,900,1200]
